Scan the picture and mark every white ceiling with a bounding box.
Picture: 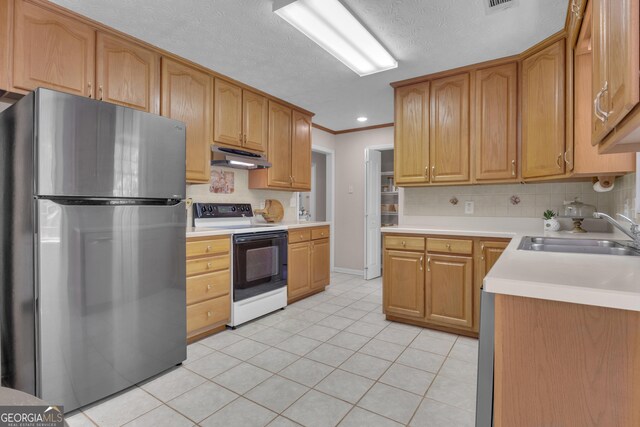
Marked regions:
[50,0,569,131]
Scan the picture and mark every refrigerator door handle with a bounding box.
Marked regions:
[36,196,183,206]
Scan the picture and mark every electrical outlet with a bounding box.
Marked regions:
[289,195,297,208]
[464,201,474,214]
[348,185,354,194]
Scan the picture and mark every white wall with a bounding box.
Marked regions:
[312,127,336,151]
[333,127,394,272]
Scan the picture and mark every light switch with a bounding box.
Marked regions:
[464,201,474,214]
[348,185,354,194]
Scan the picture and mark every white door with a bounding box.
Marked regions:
[365,149,382,279]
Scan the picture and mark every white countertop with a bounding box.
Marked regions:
[382,223,640,312]
[186,221,330,238]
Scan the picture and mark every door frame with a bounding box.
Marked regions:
[363,144,394,280]
[310,144,335,272]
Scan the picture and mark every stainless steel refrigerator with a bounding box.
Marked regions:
[0,88,187,412]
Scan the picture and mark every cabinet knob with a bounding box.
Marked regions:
[401,241,406,246]
[239,132,243,142]
[446,243,451,250]
[88,82,93,98]
[207,311,212,318]
[419,256,424,271]
[556,153,563,169]
[427,256,431,272]
[206,262,212,269]
[424,166,429,178]
[300,235,304,239]
[98,85,103,101]
[207,284,212,290]
[206,245,212,252]
[511,160,516,177]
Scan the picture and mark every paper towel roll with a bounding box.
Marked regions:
[593,177,614,192]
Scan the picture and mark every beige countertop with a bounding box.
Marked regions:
[186,221,331,238]
[382,223,640,312]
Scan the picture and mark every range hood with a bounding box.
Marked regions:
[211,145,271,170]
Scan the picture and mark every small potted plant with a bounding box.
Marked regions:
[543,209,560,232]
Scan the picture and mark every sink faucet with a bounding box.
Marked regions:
[593,212,640,248]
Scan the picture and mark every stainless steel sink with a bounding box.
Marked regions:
[518,236,640,256]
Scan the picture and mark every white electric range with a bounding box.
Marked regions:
[193,203,287,327]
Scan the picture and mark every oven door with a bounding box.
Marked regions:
[233,231,287,302]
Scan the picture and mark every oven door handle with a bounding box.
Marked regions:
[234,232,287,243]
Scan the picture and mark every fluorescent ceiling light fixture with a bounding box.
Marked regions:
[357,116,368,122]
[274,0,398,76]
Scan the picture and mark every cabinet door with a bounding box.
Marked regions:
[425,254,473,329]
[267,101,293,188]
[383,250,425,319]
[291,110,312,191]
[214,79,243,148]
[430,73,470,183]
[242,90,268,152]
[311,239,330,290]
[288,242,311,300]
[521,40,566,179]
[602,0,639,134]
[96,33,160,113]
[394,83,430,185]
[161,58,212,183]
[474,63,517,181]
[592,0,609,143]
[13,0,95,96]
[474,240,508,331]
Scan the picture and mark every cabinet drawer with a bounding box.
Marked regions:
[427,238,473,255]
[187,295,230,334]
[385,236,425,251]
[311,226,330,240]
[289,229,311,243]
[186,237,230,258]
[186,254,230,276]
[187,270,230,305]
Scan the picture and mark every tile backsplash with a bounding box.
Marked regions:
[403,180,616,218]
[186,167,298,225]
[612,172,638,220]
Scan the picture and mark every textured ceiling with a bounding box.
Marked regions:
[50,0,569,131]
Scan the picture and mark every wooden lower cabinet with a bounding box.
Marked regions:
[383,234,507,336]
[383,249,425,319]
[287,226,330,303]
[425,254,473,329]
[186,235,231,343]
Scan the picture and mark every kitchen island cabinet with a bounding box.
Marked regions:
[493,294,640,426]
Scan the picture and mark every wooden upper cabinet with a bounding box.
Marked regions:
[214,79,243,148]
[474,63,517,181]
[592,0,639,146]
[161,58,212,183]
[13,0,95,96]
[430,73,470,183]
[394,82,430,185]
[425,254,473,329]
[96,33,160,113]
[291,110,312,191]
[266,101,293,188]
[383,249,425,319]
[521,40,566,179]
[242,90,268,152]
[311,239,330,290]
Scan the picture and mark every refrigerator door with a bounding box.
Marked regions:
[37,199,186,411]
[36,89,186,200]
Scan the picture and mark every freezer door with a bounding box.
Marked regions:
[37,199,186,411]
[36,89,186,199]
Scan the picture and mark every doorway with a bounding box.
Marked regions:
[299,147,335,270]
[364,146,395,280]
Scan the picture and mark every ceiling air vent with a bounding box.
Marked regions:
[484,0,519,14]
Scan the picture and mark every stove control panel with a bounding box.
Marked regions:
[193,203,254,219]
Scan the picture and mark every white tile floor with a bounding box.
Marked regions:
[66,273,478,427]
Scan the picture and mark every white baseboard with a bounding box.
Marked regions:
[332,267,364,276]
